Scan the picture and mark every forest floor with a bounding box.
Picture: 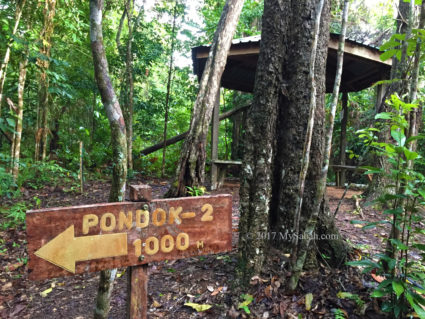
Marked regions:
[0,176,398,318]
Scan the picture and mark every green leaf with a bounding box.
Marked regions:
[238,294,253,314]
[375,112,393,120]
[418,189,425,200]
[184,302,212,312]
[371,289,387,297]
[6,118,15,127]
[389,239,408,250]
[392,281,404,298]
[391,127,406,146]
[406,292,425,318]
[406,135,425,144]
[380,49,398,61]
[404,149,418,161]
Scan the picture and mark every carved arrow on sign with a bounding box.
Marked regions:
[35,225,128,273]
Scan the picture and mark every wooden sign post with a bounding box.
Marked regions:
[26,185,232,318]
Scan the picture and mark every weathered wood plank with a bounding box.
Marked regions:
[127,265,148,319]
[27,194,232,280]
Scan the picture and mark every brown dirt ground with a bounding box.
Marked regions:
[0,177,398,318]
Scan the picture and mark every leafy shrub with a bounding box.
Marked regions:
[348,95,425,318]
[0,201,29,229]
[0,166,18,198]
[17,160,78,190]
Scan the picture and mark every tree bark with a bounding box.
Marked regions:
[0,0,26,118]
[11,53,28,181]
[268,0,330,254]
[166,0,245,197]
[289,0,349,289]
[239,0,348,285]
[35,0,57,161]
[238,0,286,280]
[161,1,178,177]
[124,0,134,171]
[90,0,127,318]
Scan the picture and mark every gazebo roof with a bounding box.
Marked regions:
[192,33,392,93]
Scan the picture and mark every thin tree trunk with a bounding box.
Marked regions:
[0,0,26,118]
[407,0,425,153]
[289,0,349,290]
[124,0,134,171]
[166,0,245,197]
[161,1,178,177]
[36,0,57,161]
[90,0,127,318]
[11,53,29,180]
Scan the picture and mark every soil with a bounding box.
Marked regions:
[0,176,400,318]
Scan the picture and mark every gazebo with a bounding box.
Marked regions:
[191,34,392,189]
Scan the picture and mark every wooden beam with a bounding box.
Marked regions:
[328,38,392,66]
[196,46,259,59]
[139,104,251,156]
[197,37,392,66]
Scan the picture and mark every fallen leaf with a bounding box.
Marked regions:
[5,261,24,271]
[207,285,214,292]
[152,299,161,308]
[371,269,385,283]
[2,282,12,291]
[184,302,212,312]
[40,287,52,297]
[305,293,313,311]
[264,285,272,298]
[211,286,223,296]
[280,300,289,316]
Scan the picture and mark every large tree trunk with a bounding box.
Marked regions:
[0,0,26,118]
[238,0,286,280]
[239,0,348,285]
[90,1,127,318]
[11,53,28,181]
[166,0,245,197]
[35,0,56,161]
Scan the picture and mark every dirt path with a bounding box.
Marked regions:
[1,179,388,318]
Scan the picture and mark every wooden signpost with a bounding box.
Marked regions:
[27,185,232,318]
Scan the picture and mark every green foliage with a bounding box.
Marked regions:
[348,95,425,318]
[17,160,78,190]
[0,201,30,230]
[238,294,253,314]
[186,185,206,196]
[0,166,18,199]
[331,308,347,319]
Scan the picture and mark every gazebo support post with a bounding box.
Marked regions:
[338,92,349,187]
